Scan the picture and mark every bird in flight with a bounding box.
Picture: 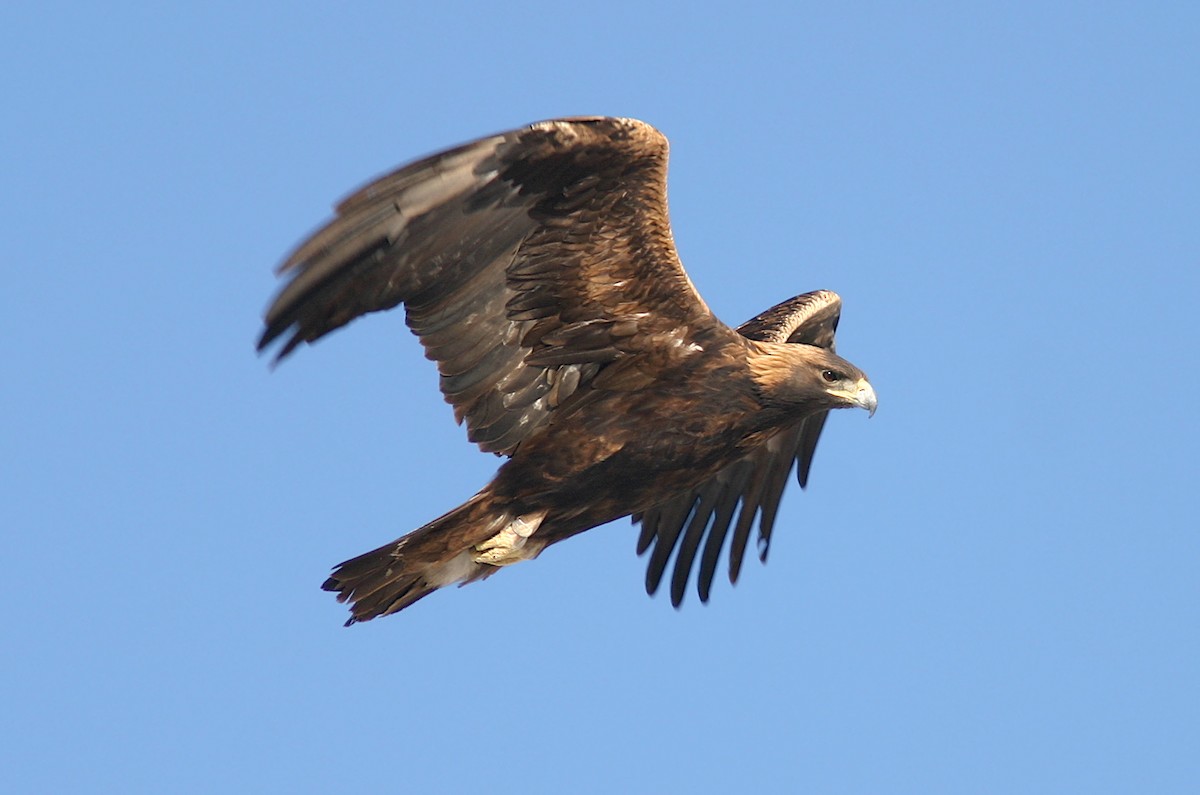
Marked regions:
[260,117,877,624]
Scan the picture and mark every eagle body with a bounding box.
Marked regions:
[260,117,877,623]
[492,334,777,533]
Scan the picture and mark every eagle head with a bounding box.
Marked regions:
[748,342,877,417]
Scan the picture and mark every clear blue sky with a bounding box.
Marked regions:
[3,3,1198,793]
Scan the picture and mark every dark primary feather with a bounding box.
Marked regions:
[635,290,843,606]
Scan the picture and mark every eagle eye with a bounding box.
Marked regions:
[821,369,840,383]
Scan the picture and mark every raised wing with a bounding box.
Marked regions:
[259,117,716,455]
[635,290,842,606]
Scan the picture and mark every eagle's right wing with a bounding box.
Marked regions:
[635,290,843,605]
[260,117,719,455]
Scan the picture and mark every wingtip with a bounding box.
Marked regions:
[796,458,818,489]
[324,574,361,626]
[256,325,305,368]
[255,323,281,356]
[644,567,662,597]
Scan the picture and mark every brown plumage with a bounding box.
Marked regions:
[259,117,877,624]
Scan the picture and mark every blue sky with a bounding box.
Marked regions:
[3,3,1198,792]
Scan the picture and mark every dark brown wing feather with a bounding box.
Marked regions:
[259,117,715,454]
[636,290,842,605]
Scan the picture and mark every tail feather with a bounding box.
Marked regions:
[322,493,508,625]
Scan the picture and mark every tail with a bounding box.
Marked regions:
[322,492,538,625]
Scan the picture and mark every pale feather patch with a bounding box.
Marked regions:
[426,551,479,589]
[474,509,549,566]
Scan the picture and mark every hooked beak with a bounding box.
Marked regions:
[852,378,877,417]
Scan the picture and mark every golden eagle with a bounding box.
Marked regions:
[260,117,876,624]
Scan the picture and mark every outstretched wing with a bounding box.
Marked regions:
[260,117,717,455]
[635,290,843,606]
